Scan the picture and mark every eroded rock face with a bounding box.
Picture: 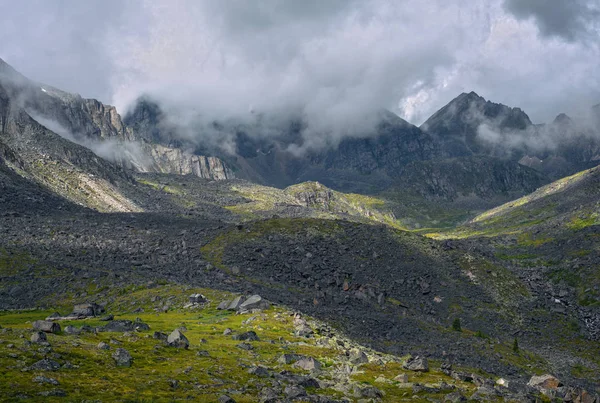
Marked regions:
[148,145,233,180]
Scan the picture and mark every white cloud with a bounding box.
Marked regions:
[1,0,599,148]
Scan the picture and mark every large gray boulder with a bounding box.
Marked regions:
[227,296,244,311]
[167,329,189,349]
[238,295,270,312]
[32,320,61,334]
[403,356,429,372]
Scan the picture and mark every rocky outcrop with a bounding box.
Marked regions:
[147,144,233,180]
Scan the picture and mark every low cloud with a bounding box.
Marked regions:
[29,113,151,169]
[1,1,599,152]
[503,0,600,42]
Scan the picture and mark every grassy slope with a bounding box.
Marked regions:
[0,283,507,402]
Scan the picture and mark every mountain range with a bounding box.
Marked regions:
[1,57,599,401]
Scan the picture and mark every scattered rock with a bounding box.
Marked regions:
[248,366,270,378]
[38,389,67,397]
[284,385,307,399]
[217,301,230,310]
[223,328,233,336]
[218,395,236,403]
[356,385,383,398]
[294,324,314,337]
[97,342,110,350]
[444,391,467,402]
[153,331,168,341]
[294,357,321,371]
[33,376,59,385]
[100,319,149,332]
[349,349,369,364]
[112,348,133,367]
[72,303,105,317]
[29,359,61,371]
[278,353,303,365]
[238,295,270,312]
[394,373,408,383]
[30,331,47,344]
[232,331,259,341]
[189,293,207,304]
[403,356,429,372]
[64,325,80,335]
[236,342,253,351]
[99,314,114,321]
[167,329,189,349]
[32,320,61,334]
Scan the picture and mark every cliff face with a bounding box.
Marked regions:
[147,144,233,180]
[0,58,233,181]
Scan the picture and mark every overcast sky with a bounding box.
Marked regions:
[0,0,599,126]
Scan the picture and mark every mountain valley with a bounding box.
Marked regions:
[0,57,599,402]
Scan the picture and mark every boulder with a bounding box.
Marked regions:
[223,328,233,336]
[167,329,189,349]
[100,319,149,333]
[227,296,244,311]
[33,376,59,385]
[32,320,61,334]
[189,293,207,304]
[394,373,409,383]
[31,331,47,344]
[444,391,467,402]
[153,331,168,341]
[527,374,561,391]
[217,300,230,310]
[284,385,307,399]
[403,356,429,372]
[356,386,383,398]
[64,325,80,335]
[97,342,110,350]
[72,303,104,317]
[294,357,321,371]
[232,331,259,341]
[218,395,236,403]
[30,359,61,371]
[238,295,270,312]
[248,366,270,378]
[45,312,61,320]
[349,349,369,364]
[294,324,314,337]
[278,354,304,365]
[236,342,253,350]
[112,348,133,367]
